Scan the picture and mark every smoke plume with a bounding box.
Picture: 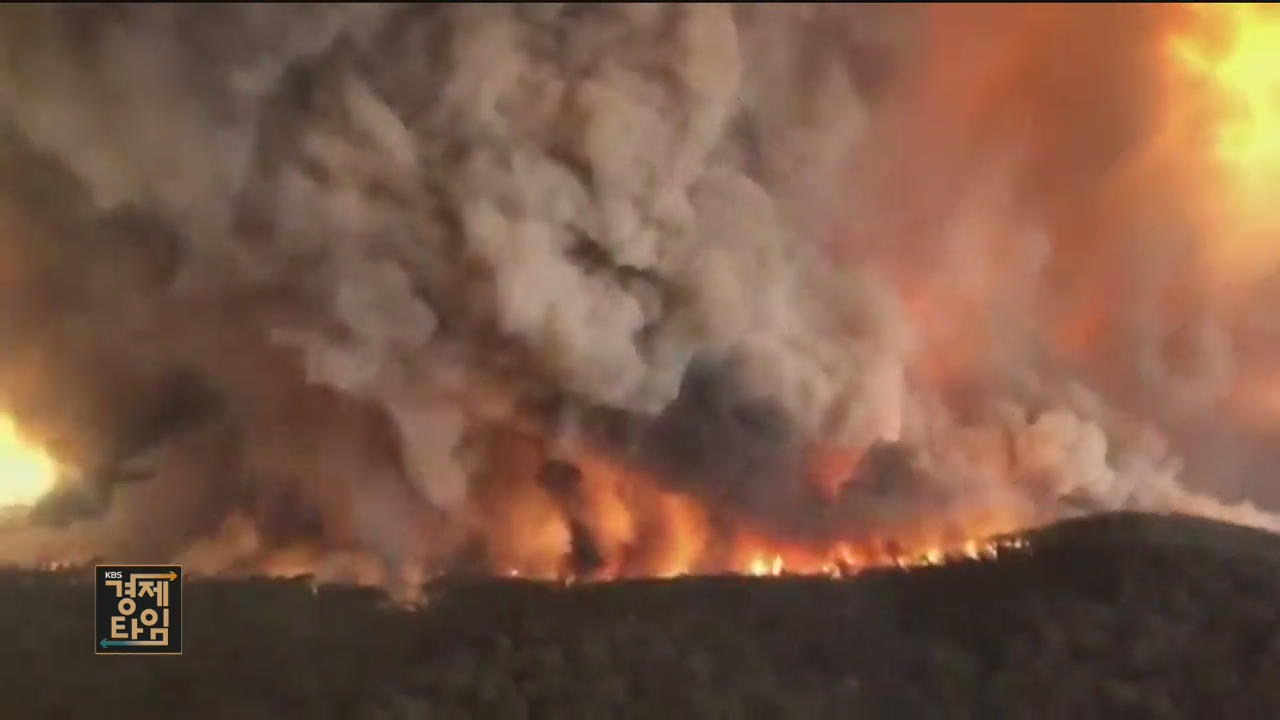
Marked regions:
[0,4,1277,586]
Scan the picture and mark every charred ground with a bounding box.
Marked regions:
[3,511,1279,719]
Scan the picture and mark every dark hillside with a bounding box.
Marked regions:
[3,512,1278,719]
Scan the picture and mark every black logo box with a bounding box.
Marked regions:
[94,565,183,655]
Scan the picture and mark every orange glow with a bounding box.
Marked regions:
[732,531,1029,580]
[1169,4,1280,280]
[747,553,784,577]
[1172,4,1280,194]
[0,414,58,508]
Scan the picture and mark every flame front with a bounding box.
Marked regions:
[0,415,57,508]
[736,536,1026,580]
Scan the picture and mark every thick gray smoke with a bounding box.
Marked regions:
[0,4,1276,584]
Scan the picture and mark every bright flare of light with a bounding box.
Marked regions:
[0,414,57,507]
[1173,4,1280,191]
[1167,4,1280,284]
[746,553,785,577]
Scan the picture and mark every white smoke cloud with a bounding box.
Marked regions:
[0,4,1276,583]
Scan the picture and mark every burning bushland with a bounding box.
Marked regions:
[0,4,1277,592]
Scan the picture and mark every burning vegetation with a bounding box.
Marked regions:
[0,4,1277,595]
[0,414,57,510]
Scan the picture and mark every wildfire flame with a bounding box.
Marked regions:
[1169,3,1280,280]
[0,414,57,509]
[1173,4,1280,192]
[747,554,784,577]
[498,533,1031,586]
[740,536,1029,579]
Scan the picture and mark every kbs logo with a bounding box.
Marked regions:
[94,565,182,655]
